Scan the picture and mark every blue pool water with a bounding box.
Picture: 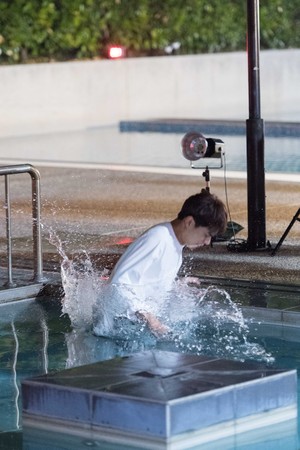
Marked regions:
[0,126,299,175]
[1,283,300,449]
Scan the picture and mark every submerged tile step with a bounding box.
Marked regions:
[22,350,297,443]
[0,283,44,303]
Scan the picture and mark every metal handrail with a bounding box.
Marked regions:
[0,164,44,286]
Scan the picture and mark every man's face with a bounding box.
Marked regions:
[184,217,212,249]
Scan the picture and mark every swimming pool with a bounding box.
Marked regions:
[1,280,300,450]
[1,120,300,447]
[0,125,299,176]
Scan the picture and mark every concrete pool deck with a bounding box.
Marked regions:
[1,164,299,288]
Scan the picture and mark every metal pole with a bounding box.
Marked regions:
[246,0,266,250]
[30,167,44,282]
[4,175,15,287]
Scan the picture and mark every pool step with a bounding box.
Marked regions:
[0,283,44,303]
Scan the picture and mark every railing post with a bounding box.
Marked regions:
[29,166,44,283]
[4,174,16,287]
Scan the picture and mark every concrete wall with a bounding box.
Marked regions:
[0,49,299,138]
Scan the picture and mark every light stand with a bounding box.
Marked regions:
[181,132,244,243]
[202,167,210,192]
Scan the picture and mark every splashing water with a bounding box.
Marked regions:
[45,226,105,329]
[45,227,274,365]
[166,284,274,363]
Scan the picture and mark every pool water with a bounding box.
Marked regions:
[0,126,299,175]
[0,287,300,449]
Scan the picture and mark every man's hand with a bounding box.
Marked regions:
[136,311,170,337]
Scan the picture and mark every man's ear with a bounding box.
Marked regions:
[184,215,195,228]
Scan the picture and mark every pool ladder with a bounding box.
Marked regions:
[0,164,44,289]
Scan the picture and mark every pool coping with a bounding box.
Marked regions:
[1,273,300,326]
[119,119,300,138]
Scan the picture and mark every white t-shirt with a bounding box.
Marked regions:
[110,222,184,291]
[93,222,184,336]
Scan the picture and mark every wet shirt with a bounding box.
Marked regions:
[93,222,184,337]
[109,222,184,306]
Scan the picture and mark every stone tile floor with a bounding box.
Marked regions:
[1,166,300,289]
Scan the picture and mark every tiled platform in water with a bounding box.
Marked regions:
[22,350,297,447]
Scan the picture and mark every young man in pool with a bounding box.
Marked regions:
[94,189,227,337]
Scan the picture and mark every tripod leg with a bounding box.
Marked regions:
[271,208,300,256]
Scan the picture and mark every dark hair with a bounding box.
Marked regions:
[177,189,227,236]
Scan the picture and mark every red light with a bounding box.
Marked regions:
[115,237,133,245]
[108,46,124,59]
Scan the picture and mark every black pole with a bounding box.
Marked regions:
[246,0,266,250]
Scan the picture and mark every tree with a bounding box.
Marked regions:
[0,0,299,64]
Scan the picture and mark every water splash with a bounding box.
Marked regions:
[44,226,106,330]
[44,227,274,365]
[156,283,272,363]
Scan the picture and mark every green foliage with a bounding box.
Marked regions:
[260,0,300,49]
[0,0,299,64]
